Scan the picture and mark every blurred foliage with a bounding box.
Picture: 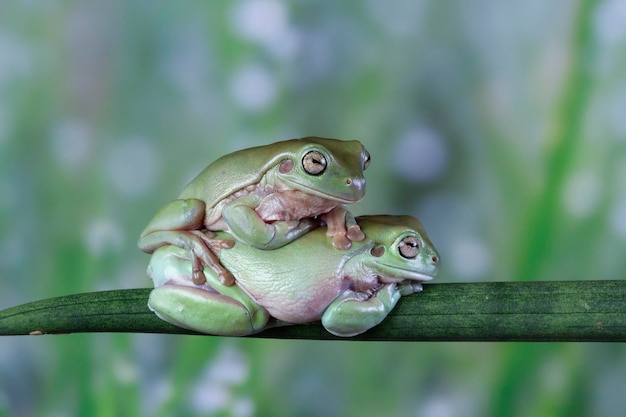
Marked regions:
[1,0,626,416]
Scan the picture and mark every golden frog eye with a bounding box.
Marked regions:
[302,150,327,175]
[363,150,371,170]
[398,236,419,259]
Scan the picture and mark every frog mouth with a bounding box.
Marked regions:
[374,262,436,283]
[289,181,363,204]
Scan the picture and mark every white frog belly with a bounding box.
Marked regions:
[236,270,346,323]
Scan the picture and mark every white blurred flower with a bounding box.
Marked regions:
[190,345,253,415]
[232,397,254,417]
[113,355,138,384]
[205,345,249,386]
[609,86,626,139]
[605,156,626,239]
[366,0,425,37]
[562,169,601,219]
[232,0,287,43]
[142,378,173,417]
[51,120,93,170]
[84,218,124,256]
[610,195,626,238]
[595,0,626,45]
[392,128,449,183]
[230,63,278,111]
[417,396,456,417]
[448,235,491,280]
[231,0,298,59]
[0,31,33,84]
[0,103,8,146]
[104,137,158,196]
[191,382,231,414]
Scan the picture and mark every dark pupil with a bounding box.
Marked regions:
[303,151,327,175]
[399,237,419,258]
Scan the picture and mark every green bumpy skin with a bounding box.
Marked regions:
[147,215,440,337]
[138,137,371,287]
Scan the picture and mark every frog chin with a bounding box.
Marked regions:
[374,262,436,283]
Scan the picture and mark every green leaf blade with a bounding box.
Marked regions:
[1,281,625,341]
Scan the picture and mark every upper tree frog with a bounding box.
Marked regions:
[138,137,371,287]
[147,215,439,337]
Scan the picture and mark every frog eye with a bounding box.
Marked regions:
[302,151,327,175]
[363,150,371,170]
[398,236,420,259]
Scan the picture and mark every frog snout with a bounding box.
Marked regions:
[345,176,365,193]
[426,249,440,274]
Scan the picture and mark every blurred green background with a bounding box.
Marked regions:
[2,0,626,416]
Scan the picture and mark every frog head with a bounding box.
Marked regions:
[358,215,440,282]
[272,137,370,203]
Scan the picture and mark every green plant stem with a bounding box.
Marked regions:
[1,280,624,341]
[515,0,597,283]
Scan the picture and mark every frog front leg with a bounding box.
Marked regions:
[147,245,270,335]
[138,199,236,286]
[397,281,424,296]
[221,195,318,250]
[321,283,401,337]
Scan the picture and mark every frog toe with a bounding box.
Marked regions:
[331,232,352,250]
[346,224,365,242]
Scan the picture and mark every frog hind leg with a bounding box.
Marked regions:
[141,228,236,286]
[147,245,269,335]
[148,285,269,336]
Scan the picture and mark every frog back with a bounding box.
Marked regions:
[178,139,312,208]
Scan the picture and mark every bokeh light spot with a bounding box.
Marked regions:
[448,235,491,280]
[562,169,601,219]
[84,218,124,256]
[231,0,288,45]
[230,64,278,111]
[392,128,449,183]
[594,0,626,45]
[51,120,93,170]
[231,0,299,60]
[104,137,158,196]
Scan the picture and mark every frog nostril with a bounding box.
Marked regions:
[347,177,365,189]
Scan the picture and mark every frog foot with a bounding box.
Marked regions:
[397,281,424,296]
[331,232,352,250]
[202,238,236,285]
[330,223,365,249]
[322,206,365,250]
[188,231,237,286]
[190,252,207,285]
[190,252,236,286]
[217,269,236,286]
[346,223,365,242]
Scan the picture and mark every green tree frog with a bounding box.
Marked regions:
[147,215,440,337]
[138,137,371,287]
